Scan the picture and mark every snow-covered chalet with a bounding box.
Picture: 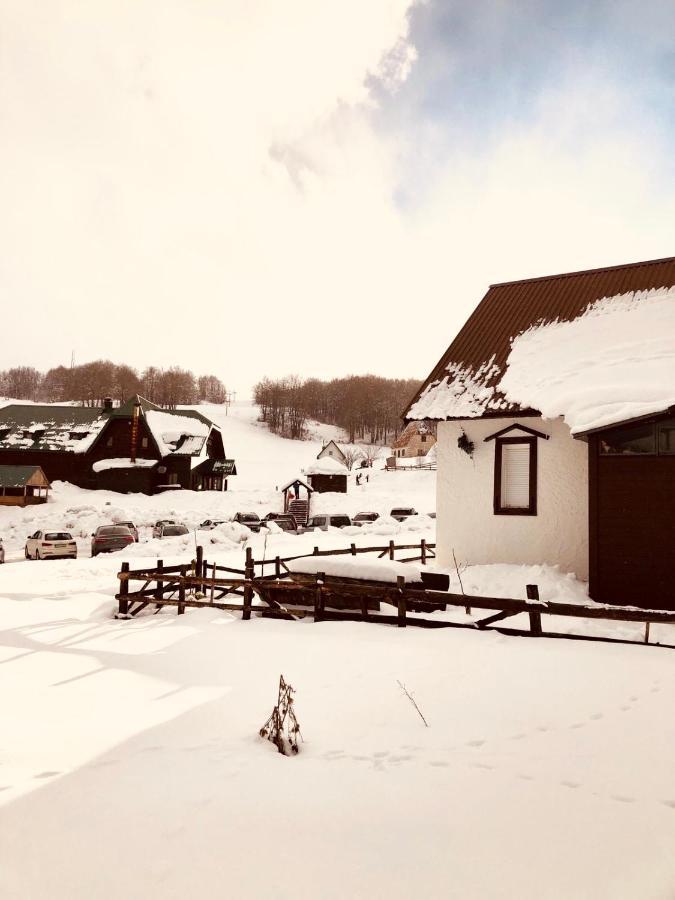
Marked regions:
[404,256,675,609]
[0,395,237,494]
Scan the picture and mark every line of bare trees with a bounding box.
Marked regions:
[0,362,227,409]
[253,374,421,444]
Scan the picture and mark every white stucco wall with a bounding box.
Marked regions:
[437,417,589,579]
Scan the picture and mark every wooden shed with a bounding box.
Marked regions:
[304,458,348,494]
[0,465,50,506]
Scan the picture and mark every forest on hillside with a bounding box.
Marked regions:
[0,362,227,409]
[253,374,421,443]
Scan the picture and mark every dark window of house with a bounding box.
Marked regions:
[658,421,675,454]
[141,437,148,449]
[421,435,427,442]
[599,423,656,455]
[494,438,537,515]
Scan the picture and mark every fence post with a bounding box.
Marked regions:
[526,584,542,636]
[243,546,254,620]
[389,540,395,561]
[350,543,356,556]
[397,575,407,627]
[644,622,651,644]
[196,544,203,579]
[155,559,164,606]
[313,546,319,556]
[178,565,186,615]
[421,539,427,565]
[211,562,216,604]
[315,573,325,623]
[118,561,130,616]
[275,556,281,579]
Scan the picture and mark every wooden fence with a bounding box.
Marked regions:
[113,539,675,649]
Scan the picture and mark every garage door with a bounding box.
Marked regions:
[592,420,675,609]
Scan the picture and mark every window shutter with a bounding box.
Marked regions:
[500,443,531,508]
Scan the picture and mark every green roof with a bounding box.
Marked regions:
[0,464,48,488]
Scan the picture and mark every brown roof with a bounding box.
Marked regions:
[392,421,434,448]
[404,255,675,420]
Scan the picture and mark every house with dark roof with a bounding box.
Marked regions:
[0,465,50,506]
[404,256,675,609]
[0,396,237,494]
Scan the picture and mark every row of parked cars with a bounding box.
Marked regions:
[2,507,435,563]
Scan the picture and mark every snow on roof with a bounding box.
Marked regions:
[145,410,210,457]
[499,286,675,434]
[91,458,158,472]
[303,457,348,476]
[407,356,507,420]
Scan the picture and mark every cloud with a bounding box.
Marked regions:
[2,0,674,397]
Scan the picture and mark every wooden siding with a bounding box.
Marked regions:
[590,448,675,609]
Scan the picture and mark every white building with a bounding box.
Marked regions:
[404,256,675,608]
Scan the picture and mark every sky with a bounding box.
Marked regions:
[2,0,675,397]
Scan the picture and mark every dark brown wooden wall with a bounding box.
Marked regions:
[590,447,675,609]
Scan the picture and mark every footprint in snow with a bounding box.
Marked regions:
[612,795,635,804]
[560,780,581,789]
[466,739,485,748]
[589,713,603,721]
[34,771,60,779]
[661,800,675,810]
[429,761,448,768]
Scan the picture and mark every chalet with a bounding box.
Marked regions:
[391,422,437,459]
[0,396,237,494]
[317,440,347,466]
[0,465,50,506]
[404,255,675,609]
[303,457,348,493]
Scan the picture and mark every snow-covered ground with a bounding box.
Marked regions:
[1,402,675,898]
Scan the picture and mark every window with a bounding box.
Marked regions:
[421,434,427,443]
[599,417,675,456]
[141,437,148,449]
[494,438,537,515]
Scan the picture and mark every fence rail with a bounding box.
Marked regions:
[113,540,675,650]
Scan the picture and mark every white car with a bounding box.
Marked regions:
[152,519,176,539]
[25,530,77,560]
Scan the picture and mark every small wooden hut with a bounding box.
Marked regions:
[280,477,313,525]
[0,465,50,506]
[304,458,348,493]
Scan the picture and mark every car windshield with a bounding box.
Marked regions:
[239,514,260,522]
[99,526,132,536]
[355,513,377,521]
[45,532,72,541]
[163,526,188,536]
[391,508,413,515]
[118,522,135,528]
[329,516,351,527]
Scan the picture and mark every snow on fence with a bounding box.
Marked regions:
[113,541,675,649]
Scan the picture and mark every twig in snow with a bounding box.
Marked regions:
[397,680,429,727]
[452,548,471,615]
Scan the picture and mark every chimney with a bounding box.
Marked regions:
[130,400,141,463]
[103,397,113,410]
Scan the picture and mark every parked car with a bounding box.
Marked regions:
[269,518,298,534]
[198,519,228,530]
[303,514,352,531]
[91,525,135,556]
[116,521,139,541]
[0,538,4,564]
[25,530,77,560]
[157,524,190,539]
[152,519,176,538]
[263,512,298,528]
[390,507,418,522]
[232,512,262,532]
[428,512,437,519]
[352,512,380,526]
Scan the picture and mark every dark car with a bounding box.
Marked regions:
[390,507,418,522]
[198,519,228,530]
[116,521,139,542]
[91,525,135,556]
[157,524,190,539]
[352,512,380,526]
[270,518,298,534]
[263,512,298,528]
[232,513,262,532]
[152,519,176,538]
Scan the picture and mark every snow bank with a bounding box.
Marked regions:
[500,286,675,433]
[289,555,423,583]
